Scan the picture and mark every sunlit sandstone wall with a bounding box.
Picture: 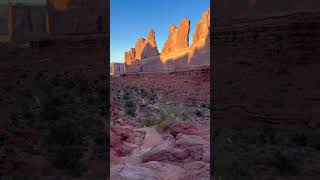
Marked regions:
[124,8,210,73]
[213,1,320,130]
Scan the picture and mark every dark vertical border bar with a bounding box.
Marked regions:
[210,0,214,179]
[106,0,111,179]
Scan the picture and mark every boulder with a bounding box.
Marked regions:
[111,161,188,180]
[111,125,135,157]
[111,164,157,180]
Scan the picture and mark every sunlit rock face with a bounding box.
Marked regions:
[124,29,160,65]
[161,18,190,55]
[188,8,210,64]
[191,8,210,48]
[135,38,147,60]
[124,48,136,65]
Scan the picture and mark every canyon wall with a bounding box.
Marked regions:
[213,10,320,130]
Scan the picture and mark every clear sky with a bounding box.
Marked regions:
[110,0,210,63]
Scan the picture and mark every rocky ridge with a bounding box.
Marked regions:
[124,8,210,71]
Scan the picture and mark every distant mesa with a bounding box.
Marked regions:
[124,28,160,65]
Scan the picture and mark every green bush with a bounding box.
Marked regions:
[124,100,135,116]
[140,116,162,127]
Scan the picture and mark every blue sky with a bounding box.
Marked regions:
[111,0,210,63]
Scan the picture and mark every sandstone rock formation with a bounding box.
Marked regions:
[141,29,160,59]
[191,8,210,48]
[124,29,160,65]
[135,38,147,60]
[161,18,190,55]
[124,48,136,65]
[188,8,210,64]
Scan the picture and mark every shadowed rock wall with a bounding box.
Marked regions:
[0,5,8,35]
[213,6,320,129]
[11,4,48,42]
[47,0,108,35]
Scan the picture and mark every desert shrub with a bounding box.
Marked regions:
[157,119,172,130]
[124,100,135,116]
[140,116,162,127]
[160,107,188,122]
[140,88,157,101]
